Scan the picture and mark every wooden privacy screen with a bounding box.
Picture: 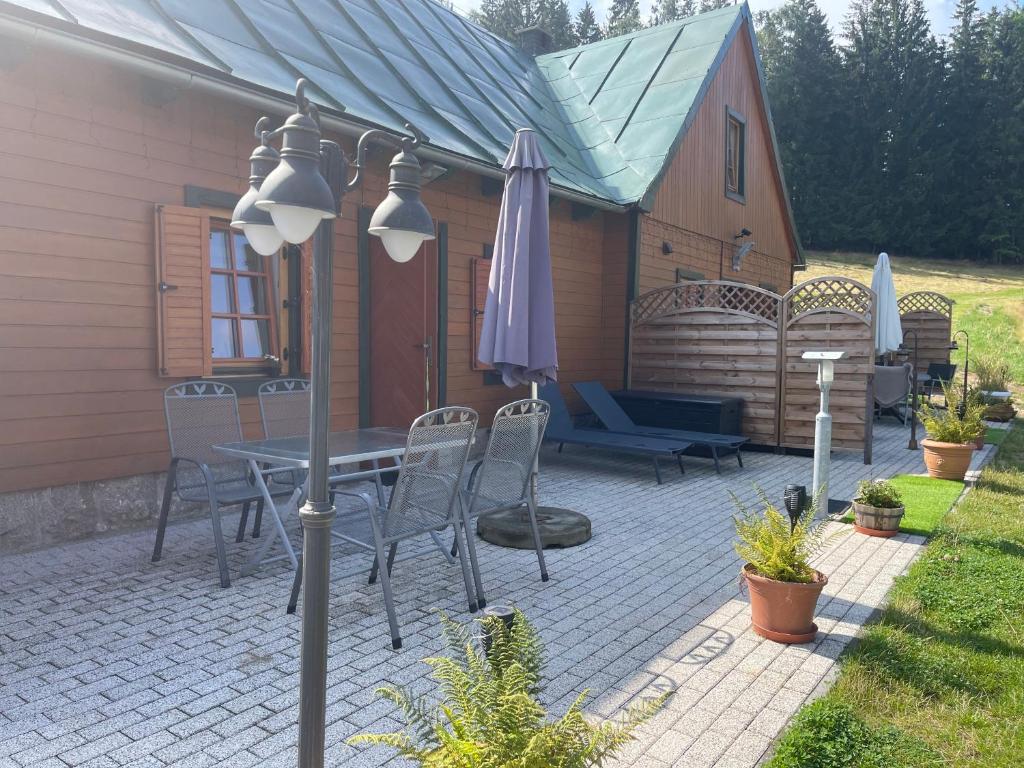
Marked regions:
[628,281,782,445]
[780,277,876,461]
[628,277,876,461]
[898,291,953,372]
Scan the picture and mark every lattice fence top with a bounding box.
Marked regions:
[784,276,873,321]
[898,291,954,318]
[632,280,780,325]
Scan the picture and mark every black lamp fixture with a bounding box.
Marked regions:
[950,329,970,418]
[783,484,807,532]
[897,330,920,449]
[734,227,752,239]
[231,78,433,768]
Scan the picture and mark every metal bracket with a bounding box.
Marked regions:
[158,281,178,293]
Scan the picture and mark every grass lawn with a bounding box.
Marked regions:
[767,422,1024,767]
[987,427,1009,446]
[842,474,965,537]
[804,252,1024,395]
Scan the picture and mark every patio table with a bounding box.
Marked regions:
[215,427,411,576]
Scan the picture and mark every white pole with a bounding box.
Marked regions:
[812,373,832,505]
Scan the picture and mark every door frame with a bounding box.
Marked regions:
[358,205,447,427]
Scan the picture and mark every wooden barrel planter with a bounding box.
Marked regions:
[984,402,1016,422]
[852,502,904,538]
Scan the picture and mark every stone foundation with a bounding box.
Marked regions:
[0,472,204,555]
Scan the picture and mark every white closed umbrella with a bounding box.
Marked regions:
[871,252,903,356]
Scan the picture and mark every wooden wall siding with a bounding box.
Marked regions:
[898,292,953,372]
[628,281,781,444]
[0,49,626,493]
[638,218,790,296]
[780,278,876,457]
[643,21,796,293]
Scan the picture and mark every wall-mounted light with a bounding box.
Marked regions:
[661,241,673,255]
[734,227,752,239]
[732,241,755,271]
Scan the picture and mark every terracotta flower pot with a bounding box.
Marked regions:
[742,564,827,644]
[921,438,974,481]
[852,501,904,538]
[974,434,986,450]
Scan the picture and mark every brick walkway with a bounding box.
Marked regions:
[0,424,996,767]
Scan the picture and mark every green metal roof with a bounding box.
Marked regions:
[0,0,775,215]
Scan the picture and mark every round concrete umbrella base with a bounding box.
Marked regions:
[477,507,592,549]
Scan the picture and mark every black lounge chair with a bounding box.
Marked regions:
[572,381,747,474]
[538,383,692,484]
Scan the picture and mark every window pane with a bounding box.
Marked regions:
[236,276,268,315]
[211,273,234,313]
[240,318,270,358]
[233,233,264,272]
[211,318,236,359]
[210,230,230,269]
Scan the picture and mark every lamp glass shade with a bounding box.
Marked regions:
[264,203,331,245]
[367,187,435,263]
[373,229,429,263]
[240,223,285,256]
[819,360,834,385]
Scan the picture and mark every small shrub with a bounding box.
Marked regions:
[973,354,1012,392]
[348,609,668,767]
[854,479,903,508]
[733,489,831,583]
[919,383,985,443]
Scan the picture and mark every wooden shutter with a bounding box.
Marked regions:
[154,204,211,377]
[470,255,493,371]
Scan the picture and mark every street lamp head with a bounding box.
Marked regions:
[802,350,845,385]
[368,148,435,263]
[231,134,285,256]
[255,110,337,244]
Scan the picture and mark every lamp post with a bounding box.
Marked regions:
[897,330,920,450]
[231,79,434,768]
[802,351,845,513]
[950,330,970,418]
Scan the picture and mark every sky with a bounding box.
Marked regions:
[446,0,1013,38]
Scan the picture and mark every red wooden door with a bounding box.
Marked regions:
[368,236,438,428]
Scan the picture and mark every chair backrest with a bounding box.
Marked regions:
[163,381,243,467]
[538,382,575,435]
[384,406,478,537]
[572,381,635,432]
[258,379,311,438]
[873,364,911,406]
[927,362,957,382]
[471,399,550,508]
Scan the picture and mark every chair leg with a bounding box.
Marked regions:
[453,521,478,614]
[209,502,231,589]
[652,458,663,484]
[372,536,402,649]
[287,555,303,614]
[461,511,486,610]
[676,454,686,475]
[368,554,380,585]
[386,543,398,576]
[711,447,722,474]
[525,498,549,583]
[152,467,175,563]
[736,449,744,468]
[235,501,251,543]
[252,499,264,538]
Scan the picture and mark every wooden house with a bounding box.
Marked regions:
[0,0,802,551]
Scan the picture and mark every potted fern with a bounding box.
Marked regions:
[919,383,985,480]
[349,609,668,766]
[852,479,904,538]
[734,491,831,645]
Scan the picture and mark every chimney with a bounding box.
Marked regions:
[516,25,553,56]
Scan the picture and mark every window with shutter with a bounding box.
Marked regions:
[724,107,746,203]
[154,204,293,379]
[470,251,493,371]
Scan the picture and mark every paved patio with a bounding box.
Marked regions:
[0,422,995,768]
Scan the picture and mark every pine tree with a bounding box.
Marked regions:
[698,0,733,12]
[756,0,847,248]
[471,0,530,41]
[605,0,643,38]
[650,0,694,26]
[574,2,603,44]
[536,0,575,50]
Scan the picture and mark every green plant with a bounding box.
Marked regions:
[919,383,985,443]
[733,489,831,584]
[348,609,668,767]
[854,479,903,509]
[973,354,1012,392]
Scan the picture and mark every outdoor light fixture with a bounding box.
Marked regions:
[802,350,846,514]
[231,78,432,768]
[898,331,921,450]
[950,329,970,418]
[783,484,807,531]
[734,227,752,239]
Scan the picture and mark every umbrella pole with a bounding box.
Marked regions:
[531,381,539,504]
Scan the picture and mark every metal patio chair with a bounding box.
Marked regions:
[457,399,550,611]
[252,378,312,540]
[152,381,269,588]
[924,363,957,404]
[873,363,912,423]
[289,406,479,649]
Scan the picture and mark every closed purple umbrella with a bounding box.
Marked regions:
[477,129,558,386]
